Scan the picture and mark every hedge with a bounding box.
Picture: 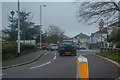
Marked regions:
[2,42,36,60]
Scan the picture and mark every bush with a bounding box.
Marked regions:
[2,42,36,60]
[21,43,36,51]
[2,42,17,60]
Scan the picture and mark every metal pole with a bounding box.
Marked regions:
[12,15,13,32]
[119,1,120,22]
[18,0,20,56]
[40,5,42,49]
[101,32,102,48]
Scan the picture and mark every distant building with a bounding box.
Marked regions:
[89,27,108,49]
[90,33,95,44]
[95,27,107,43]
[2,30,9,38]
[73,33,90,44]
[107,21,120,35]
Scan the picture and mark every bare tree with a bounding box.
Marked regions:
[45,25,65,44]
[76,2,120,25]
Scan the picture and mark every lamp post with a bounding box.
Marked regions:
[17,0,20,56]
[10,10,15,32]
[40,5,47,49]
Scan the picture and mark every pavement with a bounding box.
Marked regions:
[2,50,47,68]
[2,50,120,79]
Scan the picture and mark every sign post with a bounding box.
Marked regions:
[99,19,104,48]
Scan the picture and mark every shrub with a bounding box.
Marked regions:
[2,42,36,60]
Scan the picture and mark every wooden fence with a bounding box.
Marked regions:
[100,47,120,55]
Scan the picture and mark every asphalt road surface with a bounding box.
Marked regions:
[2,50,120,79]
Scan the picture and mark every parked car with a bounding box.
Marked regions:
[80,46,86,50]
[41,45,48,50]
[48,44,58,51]
[76,45,80,50]
[58,41,77,56]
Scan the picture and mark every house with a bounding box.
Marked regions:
[89,27,108,49]
[90,33,95,44]
[2,30,9,38]
[73,33,90,44]
[107,21,120,35]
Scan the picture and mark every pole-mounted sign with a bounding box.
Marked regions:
[99,19,104,48]
[99,19,104,31]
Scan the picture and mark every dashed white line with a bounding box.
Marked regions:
[29,61,51,69]
[0,73,4,76]
[54,56,56,60]
[44,52,48,56]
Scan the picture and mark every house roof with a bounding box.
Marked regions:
[108,21,120,28]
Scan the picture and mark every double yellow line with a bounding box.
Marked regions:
[77,56,89,80]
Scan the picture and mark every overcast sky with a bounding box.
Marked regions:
[2,2,99,37]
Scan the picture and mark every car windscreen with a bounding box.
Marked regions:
[62,41,74,45]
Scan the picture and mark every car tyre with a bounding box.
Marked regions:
[74,53,76,56]
[59,53,62,56]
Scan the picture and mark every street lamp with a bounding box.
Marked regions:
[10,10,15,32]
[40,5,47,49]
[17,0,20,57]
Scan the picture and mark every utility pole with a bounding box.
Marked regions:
[18,0,20,56]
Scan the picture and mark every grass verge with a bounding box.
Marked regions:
[0,42,2,44]
[96,52,120,61]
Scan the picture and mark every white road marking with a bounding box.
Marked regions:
[44,52,48,56]
[0,73,4,76]
[30,61,51,69]
[54,56,56,60]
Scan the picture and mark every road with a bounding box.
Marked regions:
[2,50,120,79]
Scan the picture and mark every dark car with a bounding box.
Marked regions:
[58,41,77,56]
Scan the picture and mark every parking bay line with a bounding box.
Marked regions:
[29,61,51,69]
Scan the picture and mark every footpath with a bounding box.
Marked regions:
[2,50,47,69]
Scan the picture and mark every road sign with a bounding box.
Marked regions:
[99,25,104,31]
[99,19,104,31]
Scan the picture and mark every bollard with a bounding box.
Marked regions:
[77,55,89,80]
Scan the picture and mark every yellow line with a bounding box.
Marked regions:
[80,62,88,79]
